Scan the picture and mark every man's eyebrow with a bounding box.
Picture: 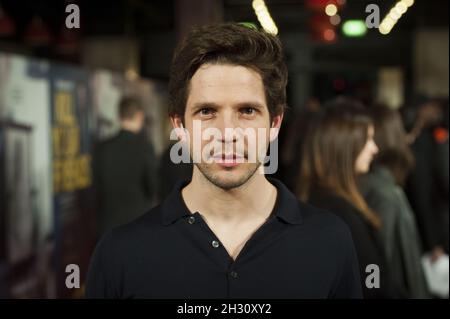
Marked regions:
[191,102,220,111]
[234,102,265,109]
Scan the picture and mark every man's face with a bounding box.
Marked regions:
[172,63,282,190]
[135,111,145,131]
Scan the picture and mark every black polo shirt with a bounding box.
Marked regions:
[85,178,362,299]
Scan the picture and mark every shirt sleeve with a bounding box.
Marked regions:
[85,231,121,298]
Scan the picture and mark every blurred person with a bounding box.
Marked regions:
[297,97,396,298]
[279,97,321,190]
[404,98,449,258]
[360,106,430,298]
[92,96,156,236]
[86,23,362,299]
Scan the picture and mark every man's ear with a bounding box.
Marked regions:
[170,115,187,142]
[269,113,284,142]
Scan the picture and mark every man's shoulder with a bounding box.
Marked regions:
[122,203,165,229]
[296,200,354,246]
[99,204,165,249]
[93,135,121,154]
[294,200,358,271]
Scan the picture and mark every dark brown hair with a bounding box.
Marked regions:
[371,106,415,186]
[168,23,288,120]
[298,97,382,229]
[118,96,143,120]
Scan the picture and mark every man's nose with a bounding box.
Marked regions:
[216,113,238,143]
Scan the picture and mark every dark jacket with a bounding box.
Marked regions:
[93,129,156,235]
[360,166,430,298]
[309,187,395,298]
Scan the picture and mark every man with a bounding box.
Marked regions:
[405,98,449,257]
[86,23,362,298]
[93,96,156,236]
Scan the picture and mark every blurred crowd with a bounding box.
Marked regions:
[278,95,449,298]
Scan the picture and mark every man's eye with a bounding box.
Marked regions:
[241,107,256,115]
[199,108,215,116]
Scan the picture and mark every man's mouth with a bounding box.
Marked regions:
[211,154,245,167]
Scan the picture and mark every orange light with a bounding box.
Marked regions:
[434,127,449,143]
[324,28,336,41]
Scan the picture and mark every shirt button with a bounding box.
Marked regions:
[211,240,220,248]
[230,271,238,279]
[187,216,196,224]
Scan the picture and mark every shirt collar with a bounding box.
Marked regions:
[161,178,303,226]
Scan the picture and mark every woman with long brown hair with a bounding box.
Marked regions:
[297,97,394,298]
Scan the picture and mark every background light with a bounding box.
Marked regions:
[323,28,336,41]
[402,0,414,7]
[330,14,341,26]
[252,0,278,34]
[395,2,407,14]
[379,0,414,35]
[342,20,367,37]
[325,4,338,16]
[389,9,401,20]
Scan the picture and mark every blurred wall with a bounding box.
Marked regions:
[414,28,449,98]
[82,37,140,77]
[377,67,404,109]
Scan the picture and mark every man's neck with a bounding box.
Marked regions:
[121,120,141,133]
[182,166,277,224]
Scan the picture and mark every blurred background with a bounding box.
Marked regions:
[0,0,448,298]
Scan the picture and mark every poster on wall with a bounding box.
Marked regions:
[4,124,34,266]
[50,63,96,298]
[0,53,52,246]
[0,122,41,298]
[0,53,53,298]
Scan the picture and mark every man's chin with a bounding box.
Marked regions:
[196,163,260,190]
